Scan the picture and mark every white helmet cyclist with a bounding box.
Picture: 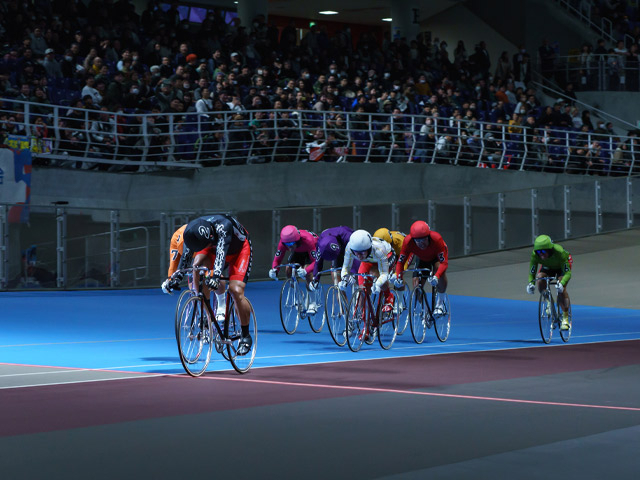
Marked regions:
[350,229,372,259]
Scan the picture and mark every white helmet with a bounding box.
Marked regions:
[350,229,372,252]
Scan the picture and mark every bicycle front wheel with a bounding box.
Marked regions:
[325,286,347,347]
[176,296,213,377]
[308,284,325,333]
[433,292,451,342]
[346,290,366,352]
[409,287,427,344]
[378,293,398,350]
[559,296,572,343]
[280,277,301,334]
[174,289,193,342]
[395,286,410,336]
[226,299,257,374]
[538,291,554,344]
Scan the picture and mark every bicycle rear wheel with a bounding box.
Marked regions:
[176,296,213,377]
[279,277,301,334]
[409,287,427,344]
[346,290,366,352]
[395,286,410,336]
[325,286,347,347]
[308,284,325,333]
[433,292,451,342]
[559,297,572,342]
[538,291,554,344]
[378,293,398,350]
[226,299,257,374]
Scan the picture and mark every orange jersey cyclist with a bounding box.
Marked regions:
[340,229,396,312]
[172,214,253,354]
[526,234,573,330]
[393,220,449,315]
[161,224,187,293]
[269,225,320,313]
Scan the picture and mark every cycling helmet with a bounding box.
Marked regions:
[183,218,212,252]
[350,229,372,252]
[533,235,553,251]
[373,228,392,244]
[280,225,301,244]
[410,220,430,239]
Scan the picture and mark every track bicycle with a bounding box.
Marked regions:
[406,268,451,344]
[276,263,324,334]
[538,276,572,344]
[174,266,257,375]
[318,267,353,347]
[346,273,398,352]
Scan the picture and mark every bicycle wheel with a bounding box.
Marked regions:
[395,286,410,336]
[279,277,301,334]
[226,299,257,374]
[378,293,398,350]
[325,286,347,347]
[346,290,366,352]
[433,292,451,342]
[308,284,325,333]
[538,291,554,344]
[174,289,193,342]
[409,287,428,344]
[559,296,572,342]
[176,296,213,377]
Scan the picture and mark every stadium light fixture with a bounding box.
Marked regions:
[382,18,392,22]
[319,11,339,15]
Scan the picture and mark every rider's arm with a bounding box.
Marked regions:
[559,249,572,285]
[312,247,323,281]
[528,251,538,283]
[395,236,412,277]
[341,246,354,278]
[432,235,449,279]
[271,241,286,270]
[300,232,317,274]
[374,245,390,285]
[212,219,234,279]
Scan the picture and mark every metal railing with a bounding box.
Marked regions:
[1,175,638,290]
[2,97,639,176]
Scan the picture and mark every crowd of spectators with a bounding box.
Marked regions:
[0,0,638,175]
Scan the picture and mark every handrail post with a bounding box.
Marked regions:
[110,210,120,287]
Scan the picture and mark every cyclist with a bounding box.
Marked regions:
[161,224,187,293]
[312,226,361,287]
[340,229,396,312]
[393,220,449,315]
[167,214,253,355]
[526,234,573,330]
[373,227,411,269]
[269,224,320,313]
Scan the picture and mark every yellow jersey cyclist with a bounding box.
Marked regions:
[526,235,573,330]
[373,228,411,271]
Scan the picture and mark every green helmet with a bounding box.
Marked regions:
[533,235,553,251]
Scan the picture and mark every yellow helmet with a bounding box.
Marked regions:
[373,228,392,244]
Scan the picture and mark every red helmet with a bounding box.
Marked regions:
[410,221,430,239]
[280,225,301,244]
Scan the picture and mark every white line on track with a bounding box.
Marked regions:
[0,338,173,348]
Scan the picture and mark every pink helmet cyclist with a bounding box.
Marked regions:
[280,225,301,246]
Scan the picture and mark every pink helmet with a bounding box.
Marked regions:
[280,225,301,244]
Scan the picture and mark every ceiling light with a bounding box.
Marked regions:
[319,11,339,15]
[382,18,392,22]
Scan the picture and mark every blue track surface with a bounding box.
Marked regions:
[2,281,640,374]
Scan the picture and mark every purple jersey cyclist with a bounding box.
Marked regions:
[313,226,361,284]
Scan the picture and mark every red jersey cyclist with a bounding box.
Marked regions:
[340,229,396,311]
[526,234,572,330]
[392,220,449,315]
[269,225,320,313]
[165,214,253,355]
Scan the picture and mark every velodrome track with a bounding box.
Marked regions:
[1,230,639,479]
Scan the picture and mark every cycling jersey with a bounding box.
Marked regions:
[528,244,573,286]
[178,214,251,280]
[272,229,318,274]
[396,231,448,279]
[313,226,357,280]
[167,224,186,277]
[342,237,392,285]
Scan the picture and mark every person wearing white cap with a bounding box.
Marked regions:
[43,48,62,78]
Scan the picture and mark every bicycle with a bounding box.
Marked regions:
[538,276,572,343]
[174,266,257,376]
[406,268,451,344]
[276,263,324,334]
[346,273,398,352]
[318,267,351,347]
